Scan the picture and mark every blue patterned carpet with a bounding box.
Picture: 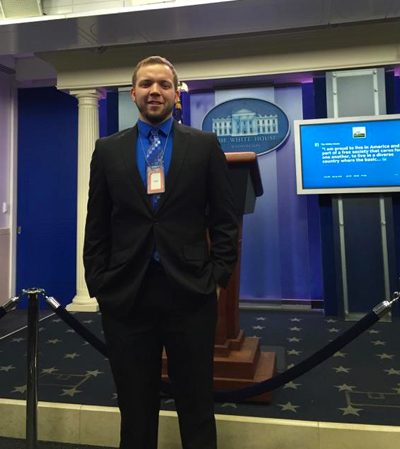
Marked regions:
[0,309,399,426]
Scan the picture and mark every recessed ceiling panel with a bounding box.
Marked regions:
[0,0,43,18]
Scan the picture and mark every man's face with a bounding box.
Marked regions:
[131,63,179,125]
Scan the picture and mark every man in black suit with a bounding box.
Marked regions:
[83,56,238,449]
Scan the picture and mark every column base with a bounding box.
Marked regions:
[66,294,99,312]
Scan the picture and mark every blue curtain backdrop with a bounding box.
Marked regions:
[190,86,323,302]
[16,87,78,306]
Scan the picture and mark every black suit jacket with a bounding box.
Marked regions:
[83,120,239,316]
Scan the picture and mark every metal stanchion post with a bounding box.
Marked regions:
[25,288,40,449]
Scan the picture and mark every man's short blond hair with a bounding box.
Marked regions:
[132,56,179,90]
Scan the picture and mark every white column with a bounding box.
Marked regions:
[67,88,105,312]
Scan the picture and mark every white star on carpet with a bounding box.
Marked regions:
[11,338,24,343]
[333,366,351,373]
[376,353,394,360]
[287,349,302,356]
[392,384,400,394]
[333,352,347,358]
[83,320,94,324]
[11,385,27,394]
[165,399,175,404]
[39,328,45,332]
[82,342,90,346]
[284,381,301,390]
[252,325,265,330]
[86,370,103,377]
[52,319,62,323]
[278,402,299,412]
[384,368,400,375]
[60,388,82,397]
[368,329,380,334]
[0,365,16,372]
[255,317,267,321]
[41,367,58,374]
[64,353,80,359]
[339,405,362,416]
[65,329,75,333]
[290,318,302,322]
[326,319,337,323]
[221,403,237,408]
[47,339,62,344]
[289,327,302,332]
[327,328,340,333]
[372,340,386,346]
[287,363,295,369]
[287,337,302,343]
[335,383,356,392]
[112,393,118,400]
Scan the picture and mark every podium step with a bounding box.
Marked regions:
[214,351,276,403]
[162,337,276,403]
[213,336,261,379]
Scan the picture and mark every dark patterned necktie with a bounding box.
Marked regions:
[147,129,162,262]
[147,128,162,210]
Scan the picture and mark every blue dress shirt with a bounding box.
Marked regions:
[136,117,174,262]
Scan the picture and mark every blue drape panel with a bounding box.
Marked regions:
[190,86,323,302]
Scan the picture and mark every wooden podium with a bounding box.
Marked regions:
[162,152,276,402]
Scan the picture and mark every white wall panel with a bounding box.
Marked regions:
[0,72,16,298]
[0,73,11,231]
[0,73,12,302]
[0,229,10,303]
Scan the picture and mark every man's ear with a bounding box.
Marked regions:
[130,88,136,103]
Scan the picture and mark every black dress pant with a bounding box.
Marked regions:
[101,259,218,449]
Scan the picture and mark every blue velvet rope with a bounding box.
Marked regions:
[49,302,379,402]
[214,311,378,402]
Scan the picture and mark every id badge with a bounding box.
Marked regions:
[147,166,165,194]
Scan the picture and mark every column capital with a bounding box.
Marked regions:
[69,88,106,101]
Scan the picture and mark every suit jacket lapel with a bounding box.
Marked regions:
[155,121,189,216]
[120,125,153,213]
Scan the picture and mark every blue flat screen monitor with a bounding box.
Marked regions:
[294,114,400,195]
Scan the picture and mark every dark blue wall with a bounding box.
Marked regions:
[17,87,78,306]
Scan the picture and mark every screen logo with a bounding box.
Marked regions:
[353,126,366,138]
[202,98,290,156]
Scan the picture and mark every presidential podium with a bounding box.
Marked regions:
[162,152,276,402]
